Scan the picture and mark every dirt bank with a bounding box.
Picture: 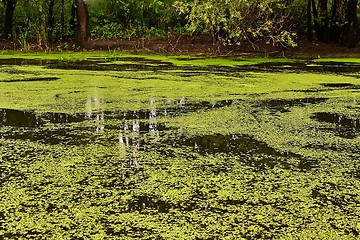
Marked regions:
[1,35,360,58]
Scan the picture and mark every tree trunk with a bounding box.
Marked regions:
[3,0,16,38]
[311,0,321,39]
[307,0,312,40]
[47,0,56,42]
[318,0,329,42]
[74,0,89,48]
[61,0,65,40]
[329,0,340,42]
[343,0,359,48]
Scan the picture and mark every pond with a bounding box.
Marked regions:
[0,54,360,239]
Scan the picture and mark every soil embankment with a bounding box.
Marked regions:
[1,35,360,58]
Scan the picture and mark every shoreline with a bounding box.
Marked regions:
[1,35,360,59]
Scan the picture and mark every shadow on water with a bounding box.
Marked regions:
[0,98,237,127]
[311,112,360,139]
[320,83,358,88]
[46,57,175,72]
[0,109,85,127]
[182,134,282,156]
[0,98,236,145]
[0,77,60,83]
[48,60,360,75]
[252,61,360,73]
[0,58,53,66]
[163,134,314,171]
[0,109,42,127]
[256,98,328,114]
[3,57,360,78]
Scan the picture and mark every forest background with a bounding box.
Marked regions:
[0,0,359,52]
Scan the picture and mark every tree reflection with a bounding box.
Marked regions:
[85,97,104,134]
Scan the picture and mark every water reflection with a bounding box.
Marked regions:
[0,108,42,127]
[257,98,328,114]
[311,112,360,139]
[85,97,105,133]
[118,99,161,167]
[0,97,238,148]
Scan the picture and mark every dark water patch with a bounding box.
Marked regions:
[170,71,207,77]
[3,58,360,76]
[311,112,360,139]
[312,112,360,129]
[258,98,328,114]
[0,108,152,127]
[48,62,163,72]
[0,98,237,143]
[0,58,53,66]
[0,67,39,75]
[310,62,360,73]
[182,134,280,156]
[114,57,173,66]
[69,90,83,94]
[125,196,173,213]
[164,99,239,117]
[321,83,357,88]
[1,77,60,83]
[175,57,207,61]
[0,57,171,68]
[288,89,328,93]
[104,99,238,120]
[0,109,43,127]
[117,121,167,134]
[42,58,244,76]
[0,108,86,127]
[1,119,166,146]
[169,134,307,171]
[46,58,174,72]
[1,128,92,145]
[42,112,84,124]
[251,61,360,74]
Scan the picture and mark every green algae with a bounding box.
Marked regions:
[0,52,293,67]
[1,55,360,239]
[313,58,360,63]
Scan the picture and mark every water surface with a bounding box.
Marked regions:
[0,55,360,239]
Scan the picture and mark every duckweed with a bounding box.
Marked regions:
[0,54,360,239]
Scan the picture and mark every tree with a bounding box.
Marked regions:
[74,0,89,47]
[47,0,56,41]
[343,0,358,47]
[1,0,17,38]
[307,0,359,47]
[175,0,297,47]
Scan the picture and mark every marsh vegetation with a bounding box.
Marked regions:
[0,54,360,239]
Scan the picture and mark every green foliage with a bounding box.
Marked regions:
[0,3,4,33]
[88,0,186,39]
[1,0,359,48]
[174,0,297,47]
[10,0,74,46]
